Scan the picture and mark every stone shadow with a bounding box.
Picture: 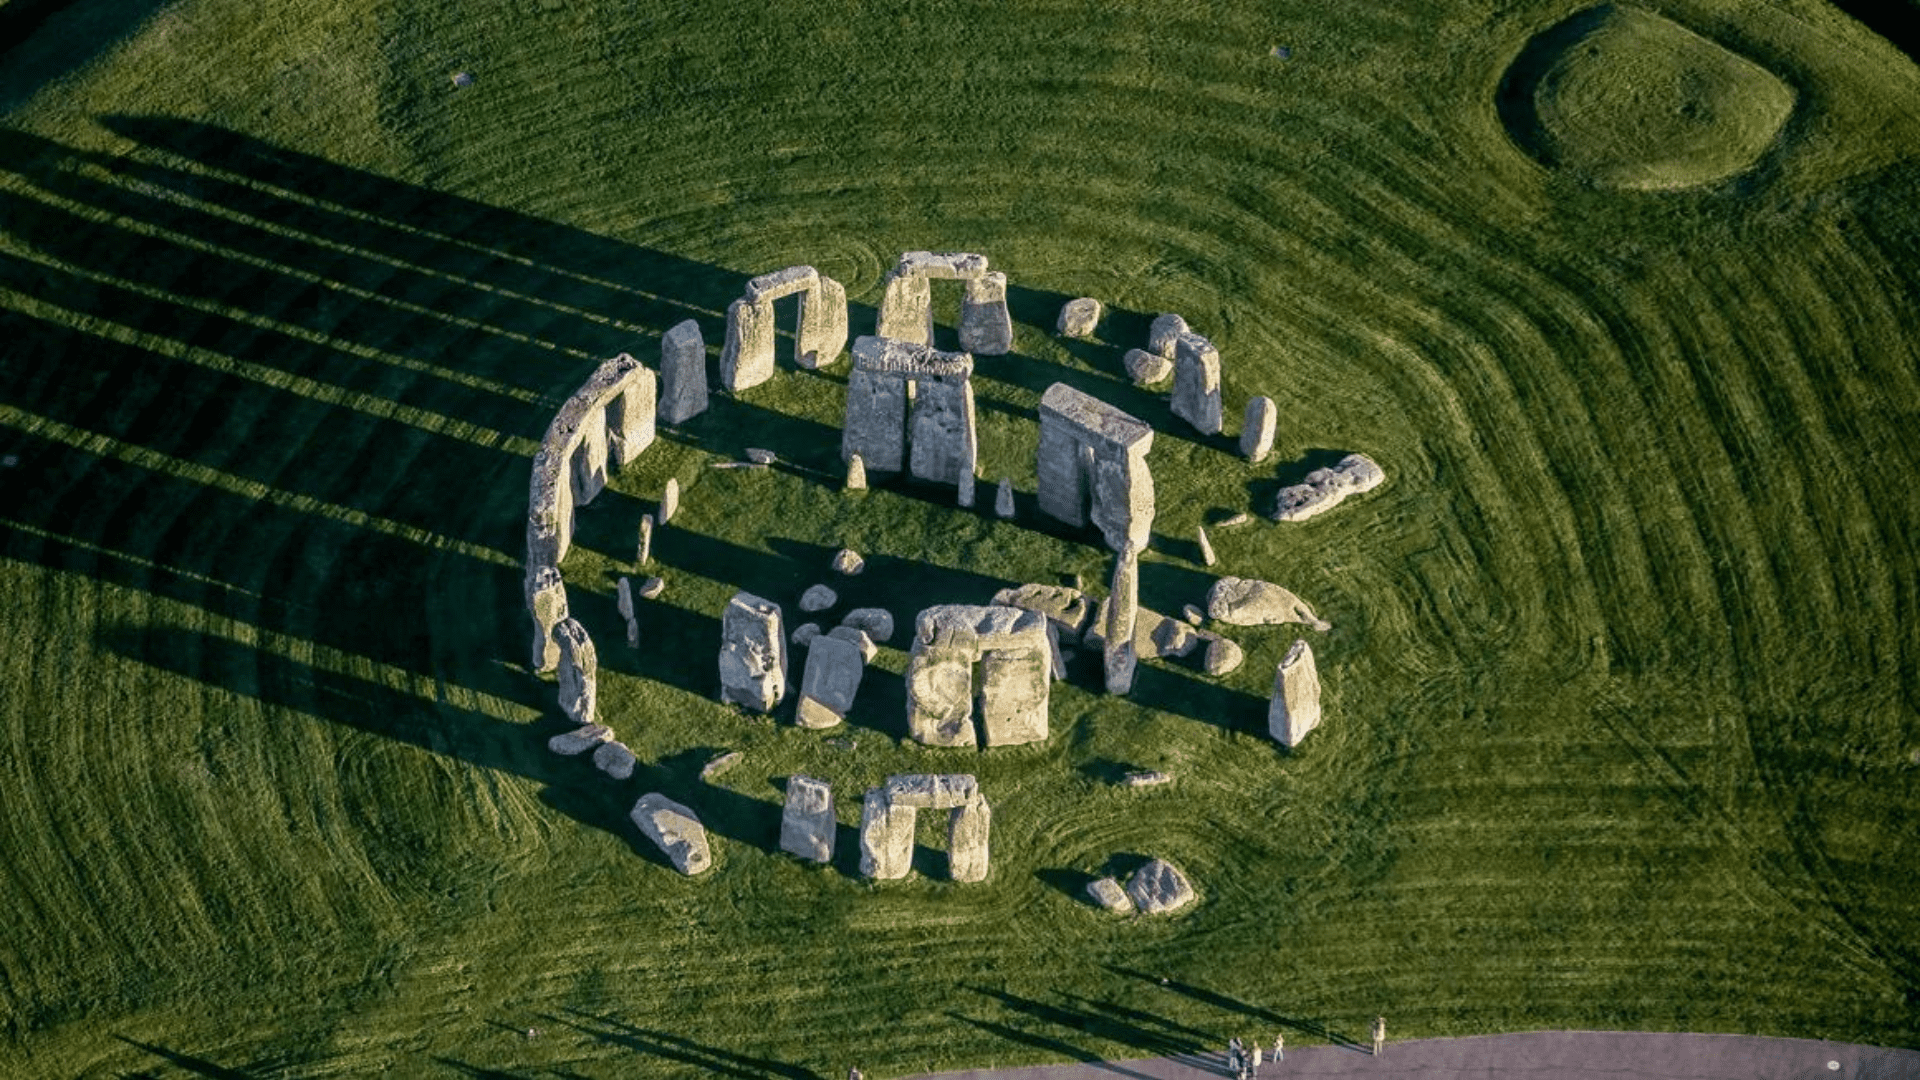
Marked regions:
[1130,664,1266,737]
[112,1035,269,1079]
[1103,965,1373,1053]
[0,0,177,111]
[968,984,1216,1062]
[550,1009,822,1079]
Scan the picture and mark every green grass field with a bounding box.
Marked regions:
[2,0,1918,1076]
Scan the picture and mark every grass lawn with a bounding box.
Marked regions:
[1,0,1917,1076]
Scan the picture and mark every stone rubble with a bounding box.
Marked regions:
[593,739,637,780]
[841,607,895,643]
[548,723,613,756]
[1126,858,1195,914]
[1206,576,1330,631]
[1087,876,1136,913]
[1124,347,1173,385]
[1273,452,1386,522]
[796,632,864,730]
[1203,634,1245,677]
[1147,313,1188,357]
[831,548,865,576]
[1269,638,1322,747]
[638,576,665,600]
[791,622,823,648]
[826,625,877,663]
[799,584,838,612]
[630,793,713,875]
[701,750,743,780]
[1121,770,1172,787]
[990,583,1094,644]
[745,447,776,465]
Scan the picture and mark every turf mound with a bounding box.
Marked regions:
[1498,4,1796,190]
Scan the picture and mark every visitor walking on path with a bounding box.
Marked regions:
[1373,1016,1387,1056]
[1249,1042,1263,1076]
[1271,1032,1284,1061]
[1227,1036,1243,1077]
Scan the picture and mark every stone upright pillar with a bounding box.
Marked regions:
[908,373,977,488]
[1240,395,1276,462]
[844,368,909,472]
[876,271,933,345]
[554,617,598,725]
[858,787,915,879]
[780,775,836,863]
[526,565,568,673]
[1036,416,1089,527]
[958,271,1013,355]
[796,275,849,369]
[570,407,610,505]
[606,363,656,467]
[947,797,992,882]
[1171,331,1223,435]
[1268,639,1322,747]
[719,591,787,712]
[720,297,777,391]
[1104,543,1139,695]
[905,645,978,747]
[659,318,709,424]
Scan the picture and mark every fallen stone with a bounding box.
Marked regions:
[826,625,877,663]
[799,584,838,613]
[780,775,835,862]
[1182,604,1205,625]
[1124,348,1172,385]
[845,453,867,491]
[1206,576,1330,631]
[841,607,894,643]
[796,632,864,729]
[555,618,598,726]
[1216,511,1252,528]
[1126,858,1195,914]
[990,583,1093,643]
[1087,876,1136,913]
[718,591,786,712]
[791,622,822,647]
[593,739,636,779]
[548,724,612,755]
[630,793,712,875]
[635,513,653,566]
[1196,525,1216,567]
[638,576,665,600]
[1273,453,1386,522]
[1269,638,1322,747]
[701,751,743,780]
[1058,297,1102,338]
[831,548,865,576]
[658,318,709,424]
[995,477,1015,519]
[1240,396,1277,462]
[1147,313,1188,357]
[1150,617,1201,659]
[745,447,776,465]
[658,478,680,526]
[1203,635,1245,677]
[1121,770,1172,788]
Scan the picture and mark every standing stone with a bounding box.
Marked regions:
[659,318,709,424]
[554,617,597,726]
[876,270,933,345]
[1148,313,1188,357]
[1206,576,1331,630]
[1240,396,1277,462]
[796,633,864,729]
[1196,525,1217,567]
[719,297,776,391]
[1124,348,1173,385]
[979,647,1050,746]
[1036,383,1155,553]
[1126,857,1196,914]
[1171,332,1223,435]
[658,478,680,526]
[858,787,915,879]
[617,576,639,647]
[1104,544,1139,696]
[844,370,910,472]
[638,576,665,599]
[845,453,867,491]
[718,591,787,712]
[780,775,836,862]
[1058,297,1102,338]
[526,565,568,673]
[635,513,654,567]
[1269,639,1322,747]
[630,793,713,875]
[958,271,1013,355]
[593,739,636,780]
[905,645,977,747]
[995,478,1015,519]
[948,797,992,882]
[606,366,657,467]
[796,275,850,369]
[570,408,611,506]
[910,373,978,490]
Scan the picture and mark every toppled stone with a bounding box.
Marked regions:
[701,751,743,780]
[1122,770,1172,787]
[1170,332,1223,435]
[635,513,654,566]
[659,319,709,424]
[638,576,665,600]
[1124,348,1173,385]
[1147,313,1188,357]
[718,591,786,712]
[1273,453,1386,522]
[1216,511,1252,528]
[1196,525,1216,567]
[1203,635,1245,677]
[1269,639,1322,747]
[630,793,712,875]
[995,477,1015,519]
[1240,396,1277,462]
[745,447,776,465]
[554,618,598,726]
[842,607,895,643]
[548,724,613,755]
[780,775,835,862]
[617,577,639,646]
[799,584,838,612]
[990,583,1094,643]
[846,453,867,491]
[1087,876,1136,913]
[1126,858,1195,914]
[658,478,680,525]
[1206,576,1330,631]
[1182,604,1205,625]
[826,625,877,663]
[791,622,823,647]
[593,739,636,779]
[1058,297,1102,338]
[831,548,864,576]
[796,632,864,729]
[1150,617,1201,659]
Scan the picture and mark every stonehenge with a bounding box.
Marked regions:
[1057,297,1101,338]
[1273,452,1386,521]
[1126,857,1195,914]
[1269,639,1322,747]
[905,605,1053,747]
[1170,331,1223,435]
[719,591,787,712]
[1207,576,1331,631]
[1241,396,1277,462]
[796,631,865,729]
[842,335,978,494]
[631,793,713,875]
[1036,383,1155,552]
[859,773,990,882]
[873,251,1011,355]
[780,775,836,863]
[554,617,598,726]
[658,318,709,424]
[719,264,849,390]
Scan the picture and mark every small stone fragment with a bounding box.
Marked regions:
[791,622,823,647]
[635,513,654,566]
[1126,858,1196,914]
[1150,617,1201,659]
[1273,453,1386,522]
[1196,525,1216,567]
[1122,770,1172,788]
[1124,348,1173,385]
[799,584,838,613]
[1087,876,1136,913]
[593,740,636,779]
[745,447,776,465]
[1240,396,1277,462]
[630,793,712,875]
[658,478,680,525]
[1216,511,1252,528]
[1057,297,1102,338]
[845,453,867,491]
[1147,313,1188,357]
[995,477,1015,519]
[701,750,743,780]
[832,549,865,576]
[639,576,665,600]
[841,607,894,643]
[1206,576,1330,631]
[1203,635,1244,677]
[826,625,877,663]
[1182,604,1205,625]
[780,775,836,863]
[548,724,612,756]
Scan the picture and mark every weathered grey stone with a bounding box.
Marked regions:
[796,633,864,729]
[1206,576,1330,631]
[1269,639,1322,747]
[858,787,915,879]
[1087,876,1135,913]
[527,565,568,673]
[826,625,877,663]
[659,319,709,424]
[1122,770,1172,787]
[571,401,610,507]
[799,584,838,613]
[796,274,849,369]
[525,354,653,572]
[832,548,864,576]
[841,607,895,643]
[909,372,977,490]
[658,478,679,526]
[779,775,835,863]
[1183,604,1205,625]
[979,646,1050,746]
[1147,313,1188,357]
[845,453,867,491]
[617,576,638,646]
[638,576,665,600]
[744,264,819,304]
[990,583,1094,644]
[948,797,991,882]
[607,366,657,468]
[1124,347,1173,385]
[904,647,976,747]
[1240,396,1277,462]
[745,447,776,465]
[1126,858,1195,914]
[995,477,1015,519]
[1273,453,1387,522]
[857,774,991,882]
[719,296,776,391]
[555,618,597,726]
[957,466,976,510]
[1217,511,1252,528]
[1104,545,1139,696]
[958,271,1013,355]
[906,606,1052,747]
[1196,525,1216,567]
[791,622,822,648]
[718,591,786,712]
[1150,616,1201,659]
[875,269,933,345]
[896,251,989,280]
[635,513,653,566]
[548,723,612,755]
[1203,634,1244,677]
[1036,383,1155,552]
[885,772,980,808]
[1058,297,1102,338]
[1085,602,1187,660]
[630,793,712,875]
[1171,331,1223,435]
[593,739,636,779]
[701,750,743,780]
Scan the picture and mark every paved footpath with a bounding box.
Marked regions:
[910,1031,1920,1080]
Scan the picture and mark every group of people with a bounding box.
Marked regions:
[1226,1017,1386,1077]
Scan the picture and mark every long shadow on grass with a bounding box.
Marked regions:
[113,1035,267,1079]
[967,984,1217,1063]
[0,0,178,112]
[551,1009,822,1078]
[1103,965,1372,1053]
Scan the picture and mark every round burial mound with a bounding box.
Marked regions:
[1497,4,1795,191]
